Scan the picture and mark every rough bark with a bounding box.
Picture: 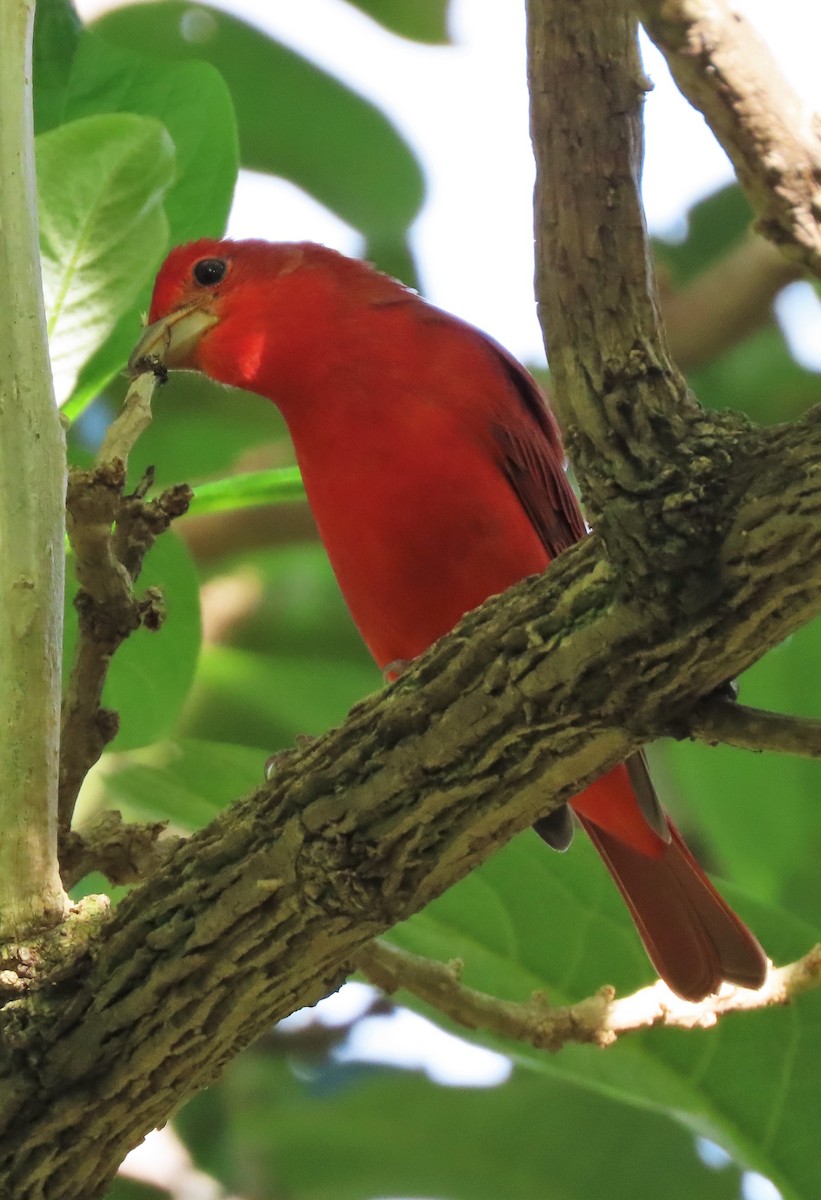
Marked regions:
[2,403,821,1197]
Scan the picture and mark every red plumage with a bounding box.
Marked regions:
[140,238,767,1001]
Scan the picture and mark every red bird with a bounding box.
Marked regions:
[130,239,767,1002]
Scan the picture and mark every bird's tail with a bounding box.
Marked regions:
[576,813,768,1002]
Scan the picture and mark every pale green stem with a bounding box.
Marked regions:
[0,0,68,935]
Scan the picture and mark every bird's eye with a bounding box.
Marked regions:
[193,258,227,287]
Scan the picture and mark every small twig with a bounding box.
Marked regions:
[59,371,193,833]
[59,811,180,891]
[638,0,821,275]
[688,695,821,758]
[97,369,158,469]
[356,939,821,1052]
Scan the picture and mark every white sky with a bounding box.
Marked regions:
[216,0,821,367]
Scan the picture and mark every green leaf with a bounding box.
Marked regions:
[176,1050,743,1200]
[93,2,424,243]
[63,30,238,246]
[92,739,266,830]
[343,0,452,44]
[64,531,201,752]
[655,618,821,915]
[655,185,754,286]
[181,646,379,752]
[57,27,239,415]
[689,324,821,423]
[36,113,175,405]
[32,0,82,134]
[187,468,305,516]
[388,832,819,1199]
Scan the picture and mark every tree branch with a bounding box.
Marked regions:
[59,811,179,892]
[357,938,821,1051]
[0,0,68,938]
[3,404,821,1195]
[527,0,727,603]
[688,695,821,758]
[637,0,821,274]
[60,373,192,829]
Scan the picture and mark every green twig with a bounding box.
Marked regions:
[0,0,68,937]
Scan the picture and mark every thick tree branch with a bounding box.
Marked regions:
[637,0,821,275]
[0,0,68,937]
[3,402,821,1196]
[357,939,821,1051]
[527,0,726,603]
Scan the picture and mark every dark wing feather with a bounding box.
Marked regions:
[487,346,586,558]
[483,342,588,852]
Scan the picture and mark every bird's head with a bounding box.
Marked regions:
[128,238,395,397]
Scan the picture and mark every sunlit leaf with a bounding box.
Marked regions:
[58,28,238,416]
[389,832,817,1199]
[187,468,306,516]
[93,2,424,243]
[176,1050,743,1200]
[36,113,174,405]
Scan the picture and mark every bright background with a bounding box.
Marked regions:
[79,0,821,368]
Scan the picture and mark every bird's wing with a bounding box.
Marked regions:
[485,342,587,558]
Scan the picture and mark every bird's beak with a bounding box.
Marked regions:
[127,304,218,377]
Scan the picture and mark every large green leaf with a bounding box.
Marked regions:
[62,29,237,247]
[388,832,818,1199]
[344,0,452,44]
[176,1050,744,1200]
[36,113,174,405]
[32,0,82,133]
[90,739,266,830]
[58,28,239,416]
[656,618,821,916]
[690,324,821,423]
[655,185,754,286]
[181,645,379,752]
[93,2,424,242]
[64,531,201,752]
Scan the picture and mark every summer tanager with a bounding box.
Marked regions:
[129,239,767,1002]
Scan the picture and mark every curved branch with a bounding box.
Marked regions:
[638,0,821,275]
[357,938,821,1052]
[60,374,192,827]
